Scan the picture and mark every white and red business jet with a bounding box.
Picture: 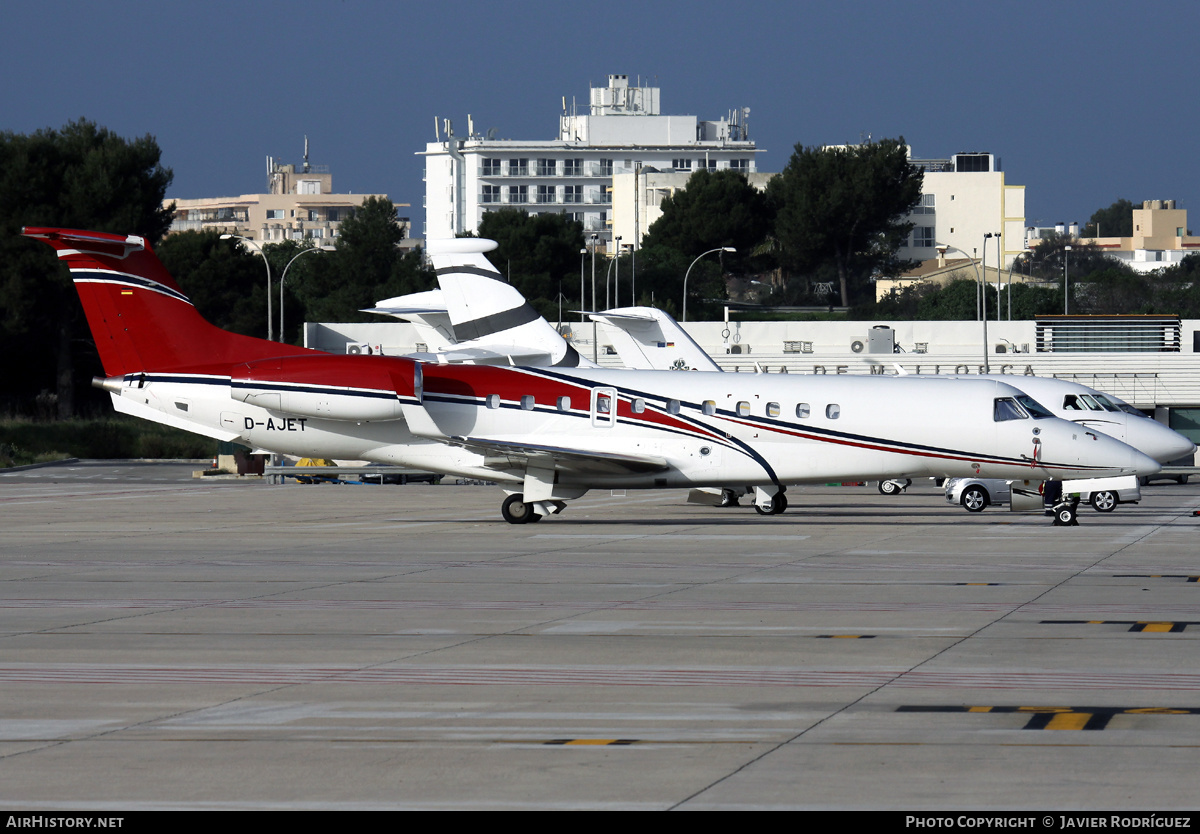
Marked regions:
[24,229,1159,523]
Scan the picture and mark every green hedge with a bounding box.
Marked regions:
[1,417,215,466]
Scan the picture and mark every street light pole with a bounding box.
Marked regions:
[682,247,735,323]
[1064,245,1073,315]
[221,233,272,341]
[1006,249,1031,321]
[579,248,587,325]
[614,235,622,309]
[590,234,597,363]
[994,233,1003,322]
[936,243,984,371]
[981,233,992,372]
[279,246,321,344]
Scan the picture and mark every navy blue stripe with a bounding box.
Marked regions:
[453,303,542,342]
[73,269,192,305]
[434,265,503,281]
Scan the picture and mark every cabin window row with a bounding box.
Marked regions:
[481,394,841,421]
[697,399,839,419]
[484,394,575,412]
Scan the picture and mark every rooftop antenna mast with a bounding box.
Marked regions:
[303,135,310,173]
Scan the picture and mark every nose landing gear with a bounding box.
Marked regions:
[1051,496,1080,526]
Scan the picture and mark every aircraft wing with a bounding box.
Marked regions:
[447,436,670,476]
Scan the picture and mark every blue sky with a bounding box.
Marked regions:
[3,0,1196,231]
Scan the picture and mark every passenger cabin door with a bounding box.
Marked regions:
[591,387,617,428]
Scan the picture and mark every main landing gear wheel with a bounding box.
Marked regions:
[961,485,989,512]
[754,492,788,516]
[719,489,740,507]
[501,493,541,525]
[1090,490,1117,512]
[878,480,900,495]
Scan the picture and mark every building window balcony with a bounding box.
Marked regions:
[536,159,557,176]
[910,226,935,248]
[536,185,557,204]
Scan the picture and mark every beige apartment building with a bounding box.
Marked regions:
[1073,200,1200,272]
[165,155,409,246]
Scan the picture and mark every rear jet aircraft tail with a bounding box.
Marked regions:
[426,238,593,367]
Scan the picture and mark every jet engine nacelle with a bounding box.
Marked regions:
[230,354,423,422]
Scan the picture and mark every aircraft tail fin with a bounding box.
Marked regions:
[22,227,314,377]
[426,238,594,368]
[590,306,721,372]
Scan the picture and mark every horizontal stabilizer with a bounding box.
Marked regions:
[364,289,455,352]
[367,289,449,317]
[432,345,555,365]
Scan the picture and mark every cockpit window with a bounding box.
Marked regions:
[994,397,1028,422]
[1118,403,1150,418]
[1090,394,1123,413]
[1079,394,1102,411]
[1063,395,1083,410]
[1015,395,1054,418]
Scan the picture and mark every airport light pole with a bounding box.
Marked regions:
[1006,248,1031,321]
[1063,245,1073,315]
[605,255,616,311]
[579,248,587,325]
[278,246,321,344]
[994,233,1003,321]
[631,243,636,305]
[614,235,622,308]
[682,247,735,323]
[936,243,984,371]
[981,233,995,372]
[590,235,598,363]
[221,234,272,341]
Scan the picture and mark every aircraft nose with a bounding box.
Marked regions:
[1132,420,1197,464]
[1052,423,1161,478]
[1128,447,1163,477]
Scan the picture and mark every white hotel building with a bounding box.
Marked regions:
[419,74,759,250]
